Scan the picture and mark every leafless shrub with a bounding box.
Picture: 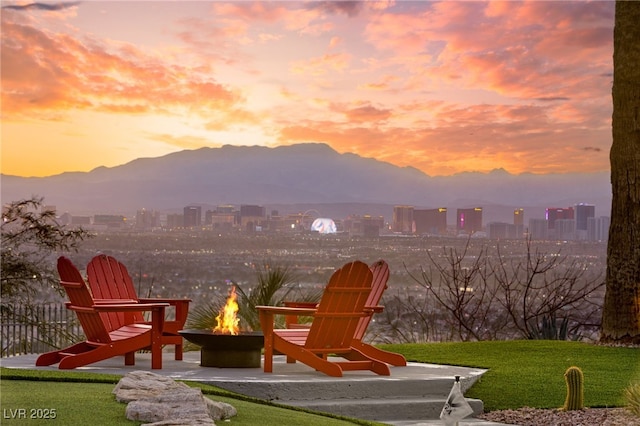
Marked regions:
[375,238,605,342]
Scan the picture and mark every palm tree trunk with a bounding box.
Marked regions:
[600,0,640,344]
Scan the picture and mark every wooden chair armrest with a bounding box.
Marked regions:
[139,299,190,326]
[138,298,191,305]
[283,301,318,309]
[255,305,317,316]
[92,302,169,312]
[93,298,139,305]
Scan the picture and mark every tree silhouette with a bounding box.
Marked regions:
[1,197,91,311]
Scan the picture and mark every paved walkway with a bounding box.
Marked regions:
[0,352,513,425]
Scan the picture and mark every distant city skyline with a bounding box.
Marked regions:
[58,200,609,242]
[2,1,614,178]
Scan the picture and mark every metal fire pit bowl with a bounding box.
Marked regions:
[179,329,264,368]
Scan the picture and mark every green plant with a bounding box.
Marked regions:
[528,313,582,341]
[1,197,91,306]
[235,263,297,331]
[184,301,222,331]
[184,263,299,336]
[562,366,584,411]
[1,197,92,354]
[624,382,640,417]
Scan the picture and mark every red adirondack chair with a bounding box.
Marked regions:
[86,254,190,360]
[257,260,391,377]
[284,260,406,366]
[36,257,167,369]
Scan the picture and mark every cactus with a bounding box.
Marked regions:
[563,366,584,411]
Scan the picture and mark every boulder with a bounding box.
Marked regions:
[113,370,190,403]
[113,371,237,425]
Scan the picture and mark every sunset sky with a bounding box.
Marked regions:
[1,1,614,178]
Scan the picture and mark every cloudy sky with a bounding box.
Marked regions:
[1,1,614,177]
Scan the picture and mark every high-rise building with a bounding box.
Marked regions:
[488,222,508,239]
[545,207,574,229]
[393,205,414,233]
[456,207,482,234]
[166,213,183,229]
[529,218,548,240]
[240,204,265,231]
[205,207,237,230]
[488,222,523,239]
[588,216,610,241]
[414,208,447,235]
[361,215,384,237]
[94,215,126,228]
[554,219,576,240]
[575,203,595,231]
[183,205,202,228]
[240,204,265,217]
[343,214,384,237]
[514,208,524,226]
[136,209,160,230]
[217,205,235,214]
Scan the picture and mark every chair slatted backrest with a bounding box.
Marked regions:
[87,254,145,329]
[57,257,112,344]
[305,261,373,350]
[353,260,389,340]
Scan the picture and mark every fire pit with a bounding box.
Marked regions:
[179,286,263,368]
[179,329,264,368]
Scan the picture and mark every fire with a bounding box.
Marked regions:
[213,286,239,335]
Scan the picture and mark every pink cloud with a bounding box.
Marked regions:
[330,103,392,123]
[1,14,243,120]
[290,52,351,76]
[363,1,613,102]
[277,96,610,176]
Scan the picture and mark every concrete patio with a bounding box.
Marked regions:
[0,351,514,425]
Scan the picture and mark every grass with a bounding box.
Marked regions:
[380,340,640,411]
[1,341,638,424]
[0,368,380,426]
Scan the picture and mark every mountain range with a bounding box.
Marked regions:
[1,143,612,224]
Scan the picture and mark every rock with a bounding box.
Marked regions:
[126,387,214,424]
[206,399,238,421]
[113,370,190,403]
[113,371,237,425]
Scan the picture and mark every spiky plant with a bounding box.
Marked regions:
[235,263,298,331]
[184,301,223,331]
[624,382,640,417]
[182,301,224,351]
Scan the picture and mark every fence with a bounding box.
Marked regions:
[1,304,84,358]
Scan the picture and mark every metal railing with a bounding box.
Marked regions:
[1,304,84,358]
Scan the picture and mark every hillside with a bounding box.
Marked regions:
[1,143,611,222]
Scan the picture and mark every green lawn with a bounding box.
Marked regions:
[0,369,379,426]
[380,340,640,411]
[1,341,638,424]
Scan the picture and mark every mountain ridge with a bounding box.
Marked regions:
[1,143,611,222]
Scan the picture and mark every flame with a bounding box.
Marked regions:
[213,286,239,335]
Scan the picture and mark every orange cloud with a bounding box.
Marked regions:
[329,103,392,123]
[362,1,613,102]
[290,52,351,76]
[277,96,610,176]
[1,13,244,121]
[1,1,615,178]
